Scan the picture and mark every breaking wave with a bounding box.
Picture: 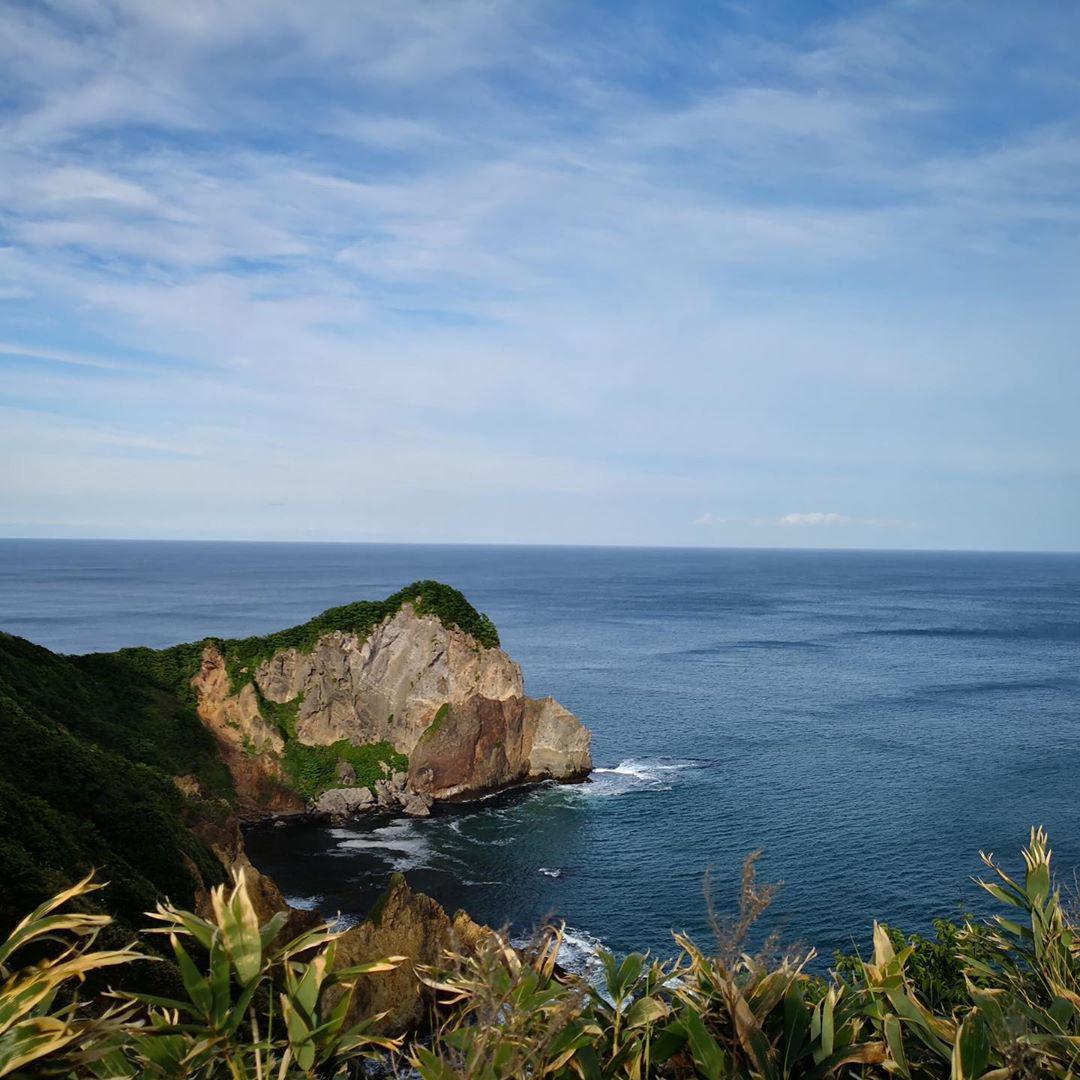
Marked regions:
[588,758,704,793]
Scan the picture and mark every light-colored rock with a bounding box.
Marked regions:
[525,696,593,779]
[253,603,524,754]
[335,760,357,785]
[401,792,432,817]
[314,786,374,822]
[374,777,399,808]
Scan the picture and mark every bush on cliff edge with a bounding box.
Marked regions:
[7,828,1080,1079]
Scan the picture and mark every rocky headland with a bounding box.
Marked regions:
[0,581,590,1031]
[187,582,592,821]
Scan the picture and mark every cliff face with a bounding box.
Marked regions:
[191,648,305,817]
[191,593,591,817]
[409,694,592,801]
[253,604,523,753]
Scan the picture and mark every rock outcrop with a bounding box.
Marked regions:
[251,604,524,753]
[191,647,306,818]
[334,873,488,1033]
[408,694,592,802]
[191,589,591,819]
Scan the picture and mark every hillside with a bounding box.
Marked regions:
[0,632,230,934]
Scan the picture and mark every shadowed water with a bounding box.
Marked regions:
[2,540,1079,964]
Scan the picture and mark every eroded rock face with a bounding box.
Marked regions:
[334,873,488,1033]
[253,604,524,753]
[191,647,305,817]
[187,812,318,937]
[526,697,593,780]
[408,694,592,801]
[191,600,591,818]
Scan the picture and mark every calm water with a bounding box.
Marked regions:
[2,539,1079,966]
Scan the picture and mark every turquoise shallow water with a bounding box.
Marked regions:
[2,539,1079,965]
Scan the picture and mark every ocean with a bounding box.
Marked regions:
[2,539,1078,967]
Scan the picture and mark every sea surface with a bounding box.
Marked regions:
[2,539,1079,968]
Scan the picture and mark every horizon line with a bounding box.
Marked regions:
[1,535,1078,557]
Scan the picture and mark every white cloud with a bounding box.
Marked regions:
[0,1,1078,547]
[695,513,913,529]
[778,513,917,529]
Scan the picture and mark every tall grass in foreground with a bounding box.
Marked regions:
[4,829,1080,1078]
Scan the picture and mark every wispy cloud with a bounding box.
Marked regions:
[696,513,913,530]
[0,1,1078,547]
[778,513,909,529]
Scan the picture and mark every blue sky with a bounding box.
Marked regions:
[1,1,1078,550]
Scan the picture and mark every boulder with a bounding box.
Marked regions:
[314,786,374,823]
[401,792,432,817]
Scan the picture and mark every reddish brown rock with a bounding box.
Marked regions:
[334,873,489,1033]
[191,645,305,817]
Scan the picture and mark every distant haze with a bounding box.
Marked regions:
[1,2,1078,551]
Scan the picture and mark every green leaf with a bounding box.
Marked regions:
[682,1007,728,1080]
[625,995,669,1029]
[952,1012,991,1080]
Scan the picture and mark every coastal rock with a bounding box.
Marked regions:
[190,593,592,815]
[407,694,591,801]
[335,873,488,1033]
[188,813,318,936]
[401,792,433,817]
[375,776,402,808]
[314,785,374,822]
[525,696,592,779]
[254,603,524,753]
[191,646,305,817]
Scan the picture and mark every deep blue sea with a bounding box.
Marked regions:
[2,539,1079,968]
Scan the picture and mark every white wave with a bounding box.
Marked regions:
[593,763,654,780]
[557,926,608,983]
[335,820,431,870]
[328,827,361,840]
[538,867,562,878]
[508,924,609,985]
[589,757,701,792]
[284,894,322,911]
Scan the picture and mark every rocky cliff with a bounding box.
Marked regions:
[0,587,577,1032]
[189,583,592,819]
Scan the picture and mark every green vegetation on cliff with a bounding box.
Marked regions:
[0,632,229,935]
[282,739,408,800]
[215,579,499,691]
[110,579,499,698]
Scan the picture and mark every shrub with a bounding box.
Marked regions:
[6,829,1080,1078]
[0,872,402,1079]
[282,739,408,800]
